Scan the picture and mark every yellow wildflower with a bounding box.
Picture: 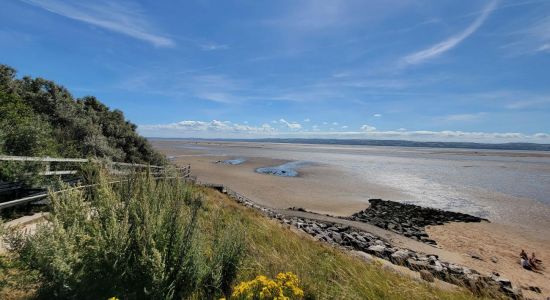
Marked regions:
[231,272,304,299]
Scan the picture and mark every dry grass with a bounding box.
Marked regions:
[200,187,496,300]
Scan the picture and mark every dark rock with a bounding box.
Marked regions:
[467,251,484,261]
[367,245,386,255]
[407,259,430,271]
[331,232,343,244]
[448,264,464,275]
[390,250,409,264]
[348,198,487,245]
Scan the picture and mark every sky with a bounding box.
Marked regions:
[1,0,550,143]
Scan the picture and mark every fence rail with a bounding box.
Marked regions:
[0,155,89,163]
[0,155,191,210]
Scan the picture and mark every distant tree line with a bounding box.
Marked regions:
[0,64,165,165]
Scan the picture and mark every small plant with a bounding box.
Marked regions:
[231,272,304,300]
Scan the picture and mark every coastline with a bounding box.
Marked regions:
[153,139,550,299]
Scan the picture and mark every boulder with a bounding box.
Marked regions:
[390,250,409,264]
[331,232,343,244]
[407,259,430,271]
[447,264,464,275]
[367,245,386,256]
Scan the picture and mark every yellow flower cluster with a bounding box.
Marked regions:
[231,272,304,300]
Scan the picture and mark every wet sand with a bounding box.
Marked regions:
[427,223,550,299]
[153,139,550,298]
[178,154,406,215]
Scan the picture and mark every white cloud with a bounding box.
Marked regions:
[200,43,229,51]
[361,125,377,132]
[138,120,550,143]
[303,118,311,122]
[402,0,497,65]
[140,120,275,134]
[22,0,174,47]
[332,122,339,126]
[278,119,302,130]
[373,113,382,117]
[341,125,349,129]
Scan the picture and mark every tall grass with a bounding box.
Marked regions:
[8,170,245,299]
[2,169,499,299]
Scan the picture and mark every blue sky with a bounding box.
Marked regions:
[1,0,550,142]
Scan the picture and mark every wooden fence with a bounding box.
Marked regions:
[0,155,191,210]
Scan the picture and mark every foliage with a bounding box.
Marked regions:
[231,272,304,300]
[0,64,165,165]
[0,92,56,157]
[0,253,41,299]
[7,171,245,299]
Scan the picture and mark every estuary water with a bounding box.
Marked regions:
[173,141,550,216]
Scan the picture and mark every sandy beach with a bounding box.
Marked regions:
[153,139,550,298]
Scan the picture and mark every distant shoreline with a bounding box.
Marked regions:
[148,137,550,152]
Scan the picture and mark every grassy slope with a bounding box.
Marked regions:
[0,186,491,300]
[199,188,488,300]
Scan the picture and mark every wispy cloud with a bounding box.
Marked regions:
[277,119,302,130]
[439,112,486,122]
[402,0,498,65]
[200,43,229,51]
[505,15,550,55]
[505,97,550,109]
[118,72,249,104]
[361,124,377,132]
[22,0,174,47]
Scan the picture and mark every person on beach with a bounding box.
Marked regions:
[521,250,533,270]
[530,252,544,271]
[520,250,544,272]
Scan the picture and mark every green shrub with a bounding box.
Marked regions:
[0,64,166,166]
[8,171,244,299]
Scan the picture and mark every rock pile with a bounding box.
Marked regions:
[278,216,522,299]
[349,199,487,245]
[216,185,522,299]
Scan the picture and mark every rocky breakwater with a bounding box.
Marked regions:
[214,186,521,299]
[278,216,522,299]
[350,199,487,245]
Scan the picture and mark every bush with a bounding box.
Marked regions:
[0,64,166,166]
[8,170,245,299]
